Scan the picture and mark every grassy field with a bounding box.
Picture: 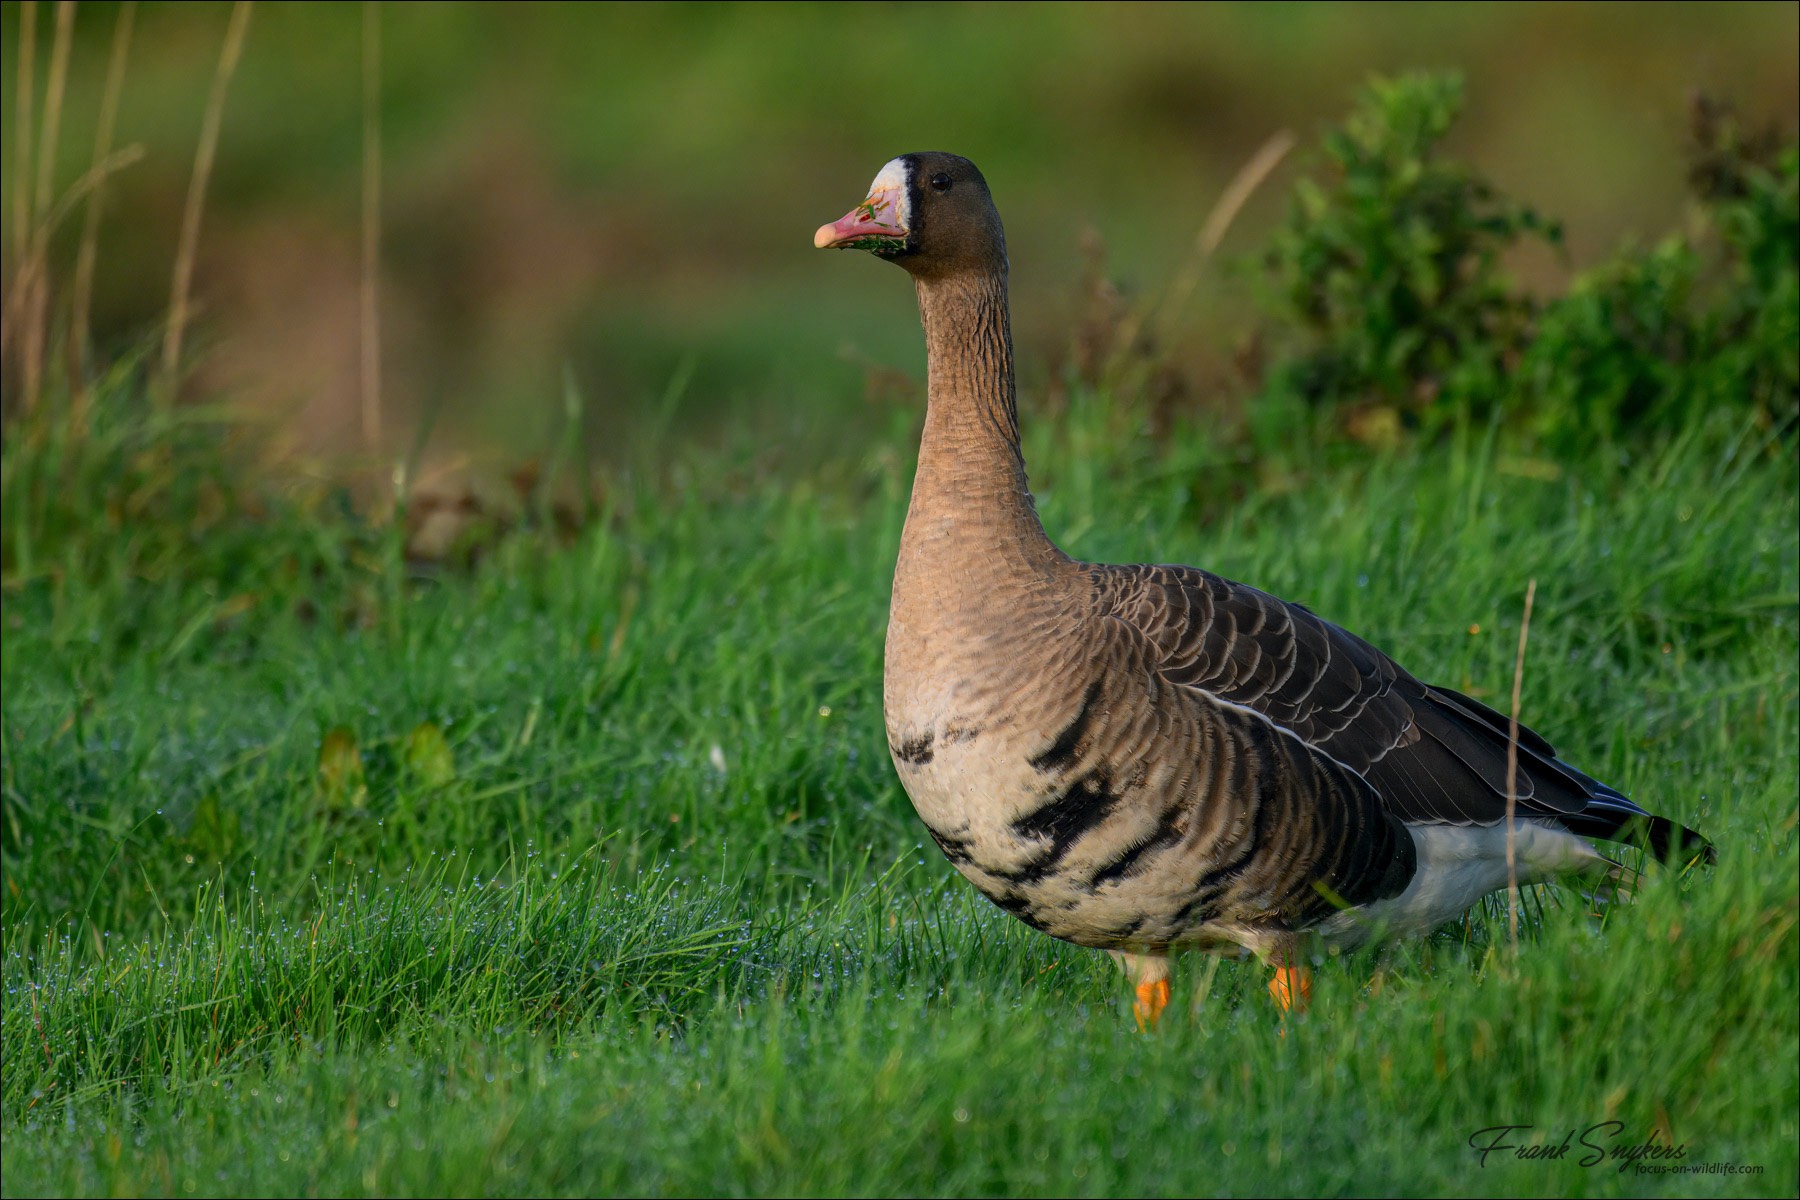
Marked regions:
[2,22,1795,1191]
[2,368,1795,1194]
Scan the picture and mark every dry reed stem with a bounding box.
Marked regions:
[32,2,73,222]
[15,0,75,415]
[1115,129,1296,360]
[9,1,36,259]
[1504,577,1538,957]
[22,149,147,252]
[1,1,36,399]
[360,0,382,449]
[1172,131,1296,305]
[5,144,151,332]
[72,0,137,401]
[159,0,252,405]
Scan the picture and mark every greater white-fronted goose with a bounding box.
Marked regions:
[815,152,1713,1027]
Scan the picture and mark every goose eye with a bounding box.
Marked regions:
[929,173,952,192]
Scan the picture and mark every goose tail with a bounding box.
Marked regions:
[1562,785,1717,866]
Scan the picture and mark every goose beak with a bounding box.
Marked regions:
[814,186,908,250]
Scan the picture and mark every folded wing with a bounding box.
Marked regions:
[1094,563,1710,862]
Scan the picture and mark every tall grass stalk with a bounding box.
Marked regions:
[1505,577,1538,956]
[159,0,252,404]
[29,2,72,229]
[1106,130,1297,383]
[359,0,382,450]
[1156,128,1298,337]
[10,1,74,415]
[71,0,138,417]
[8,0,35,263]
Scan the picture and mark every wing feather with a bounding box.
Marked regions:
[1092,562,1711,862]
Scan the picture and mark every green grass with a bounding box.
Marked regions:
[2,375,1796,1195]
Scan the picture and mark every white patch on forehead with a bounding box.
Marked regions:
[869,158,910,193]
[864,157,912,230]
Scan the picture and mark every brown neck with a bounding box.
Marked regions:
[897,268,1063,589]
[916,270,1023,480]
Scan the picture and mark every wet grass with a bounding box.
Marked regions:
[2,381,1796,1195]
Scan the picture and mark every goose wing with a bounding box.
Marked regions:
[1093,563,1701,858]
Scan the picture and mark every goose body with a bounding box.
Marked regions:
[816,152,1711,1021]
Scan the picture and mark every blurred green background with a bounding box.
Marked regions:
[3,1,1796,460]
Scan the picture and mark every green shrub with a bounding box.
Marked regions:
[1517,237,1703,446]
[1254,72,1557,433]
[1252,74,1799,449]
[1694,100,1799,433]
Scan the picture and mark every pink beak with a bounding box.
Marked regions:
[814,186,907,249]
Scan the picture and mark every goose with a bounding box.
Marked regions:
[814,152,1713,1027]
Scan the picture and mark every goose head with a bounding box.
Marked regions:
[814,152,1007,279]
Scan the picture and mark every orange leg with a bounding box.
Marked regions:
[1134,977,1171,1031]
[1267,962,1312,1014]
[1110,950,1172,1032]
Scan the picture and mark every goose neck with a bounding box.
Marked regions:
[900,268,1062,582]
[913,269,1028,501]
